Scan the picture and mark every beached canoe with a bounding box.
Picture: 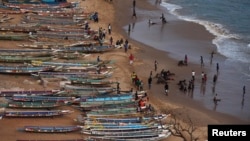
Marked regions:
[83,124,168,132]
[0,89,60,97]
[11,95,76,102]
[56,89,115,97]
[4,110,72,118]
[0,33,30,41]
[0,56,53,63]
[83,114,169,124]
[81,93,133,102]
[7,101,63,109]
[82,128,169,137]
[32,71,113,80]
[85,108,138,117]
[22,125,82,133]
[80,99,134,109]
[0,49,52,57]
[69,78,118,86]
[31,60,100,67]
[0,65,53,74]
[81,101,136,111]
[87,131,171,141]
[56,45,115,53]
[62,83,115,91]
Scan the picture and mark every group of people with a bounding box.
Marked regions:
[148,13,167,25]
[131,71,143,91]
[177,79,195,93]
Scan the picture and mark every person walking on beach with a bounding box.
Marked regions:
[129,53,134,65]
[213,74,217,84]
[148,76,152,90]
[160,13,167,24]
[211,51,215,58]
[243,85,246,96]
[164,82,169,96]
[213,93,221,105]
[216,63,219,73]
[132,8,137,19]
[154,60,158,71]
[192,70,195,81]
[184,54,188,65]
[108,24,112,35]
[128,24,131,33]
[200,56,204,67]
[133,0,136,8]
[110,36,113,45]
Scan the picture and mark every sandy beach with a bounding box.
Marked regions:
[0,0,249,141]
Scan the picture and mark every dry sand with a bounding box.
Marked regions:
[0,0,249,141]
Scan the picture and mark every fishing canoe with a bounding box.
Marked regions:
[31,60,99,67]
[62,83,115,91]
[83,124,167,132]
[0,49,52,56]
[83,114,169,123]
[55,52,80,60]
[56,89,115,97]
[70,78,118,86]
[82,128,168,136]
[60,66,113,74]
[0,65,53,74]
[81,93,133,102]
[80,99,134,109]
[0,56,53,63]
[18,41,99,49]
[85,108,138,117]
[4,2,74,9]
[87,132,171,141]
[56,45,115,53]
[83,101,136,111]
[32,71,112,80]
[0,33,30,41]
[0,24,50,33]
[11,95,75,102]
[22,125,82,133]
[7,101,63,109]
[83,116,166,126]
[0,90,60,97]
[4,110,72,118]
[89,107,137,113]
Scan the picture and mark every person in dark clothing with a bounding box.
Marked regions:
[117,82,120,94]
[132,8,137,19]
[128,24,131,33]
[97,56,101,62]
[148,76,152,89]
[133,0,136,8]
[213,74,217,84]
[243,85,246,96]
[164,83,169,96]
[216,63,219,73]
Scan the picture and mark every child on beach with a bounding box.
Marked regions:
[129,53,134,65]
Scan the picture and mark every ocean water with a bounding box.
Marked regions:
[161,0,250,74]
[127,0,250,120]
